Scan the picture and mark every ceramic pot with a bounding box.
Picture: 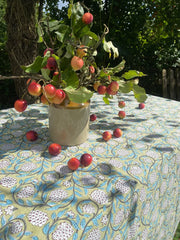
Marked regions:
[48,101,90,146]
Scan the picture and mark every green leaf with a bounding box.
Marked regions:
[52,73,59,82]
[68,0,73,19]
[52,73,61,87]
[41,56,48,68]
[98,71,107,79]
[55,24,70,42]
[52,54,59,61]
[103,37,119,59]
[119,81,133,93]
[74,19,86,35]
[121,70,147,80]
[21,56,43,73]
[62,66,79,88]
[75,21,98,40]
[37,24,43,43]
[64,44,74,58]
[108,60,126,75]
[38,36,43,43]
[64,86,93,103]
[82,35,97,48]
[55,31,65,43]
[132,84,147,103]
[41,68,51,81]
[71,2,84,27]
[103,96,110,104]
[78,26,90,38]
[46,20,60,32]
[111,76,121,81]
[86,31,99,41]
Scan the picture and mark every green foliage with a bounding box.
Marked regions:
[64,86,94,103]
[21,1,147,104]
[21,56,45,73]
[132,84,147,103]
[121,70,147,80]
[67,0,179,97]
[137,0,179,69]
[61,66,79,88]
[1,0,179,107]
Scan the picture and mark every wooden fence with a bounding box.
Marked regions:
[161,68,180,101]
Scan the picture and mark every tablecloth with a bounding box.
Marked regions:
[0,93,180,240]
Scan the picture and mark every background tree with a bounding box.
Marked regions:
[5,0,38,103]
[0,0,15,109]
[0,0,60,108]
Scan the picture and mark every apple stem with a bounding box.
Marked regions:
[91,24,109,54]
[37,78,46,85]
[42,85,51,105]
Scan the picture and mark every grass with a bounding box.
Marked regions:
[174,222,180,240]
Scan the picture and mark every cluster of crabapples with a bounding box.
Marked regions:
[48,143,93,171]
[14,80,66,113]
[14,46,66,112]
[90,98,145,141]
[14,12,94,113]
[70,12,94,72]
[44,12,94,73]
[95,80,119,96]
[25,132,92,171]
[90,112,123,141]
[110,100,126,140]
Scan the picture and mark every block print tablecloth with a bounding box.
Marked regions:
[0,93,180,240]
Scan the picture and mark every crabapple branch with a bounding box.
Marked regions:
[0,74,46,81]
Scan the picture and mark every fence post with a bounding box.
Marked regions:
[169,69,176,99]
[176,68,180,101]
[162,69,168,98]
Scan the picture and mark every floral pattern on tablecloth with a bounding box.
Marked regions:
[0,93,180,240]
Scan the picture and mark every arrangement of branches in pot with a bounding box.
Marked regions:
[13,1,147,113]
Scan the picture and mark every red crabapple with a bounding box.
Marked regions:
[43,84,56,98]
[26,130,38,141]
[51,89,66,104]
[97,85,107,95]
[102,131,112,141]
[113,128,123,138]
[118,111,126,119]
[80,153,93,167]
[90,114,97,121]
[68,158,80,171]
[118,101,125,108]
[139,103,145,109]
[71,56,84,71]
[48,143,61,156]
[28,81,42,97]
[46,57,57,71]
[14,99,27,112]
[82,13,93,25]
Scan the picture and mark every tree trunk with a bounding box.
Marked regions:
[5,0,38,103]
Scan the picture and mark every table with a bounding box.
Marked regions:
[0,93,180,240]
